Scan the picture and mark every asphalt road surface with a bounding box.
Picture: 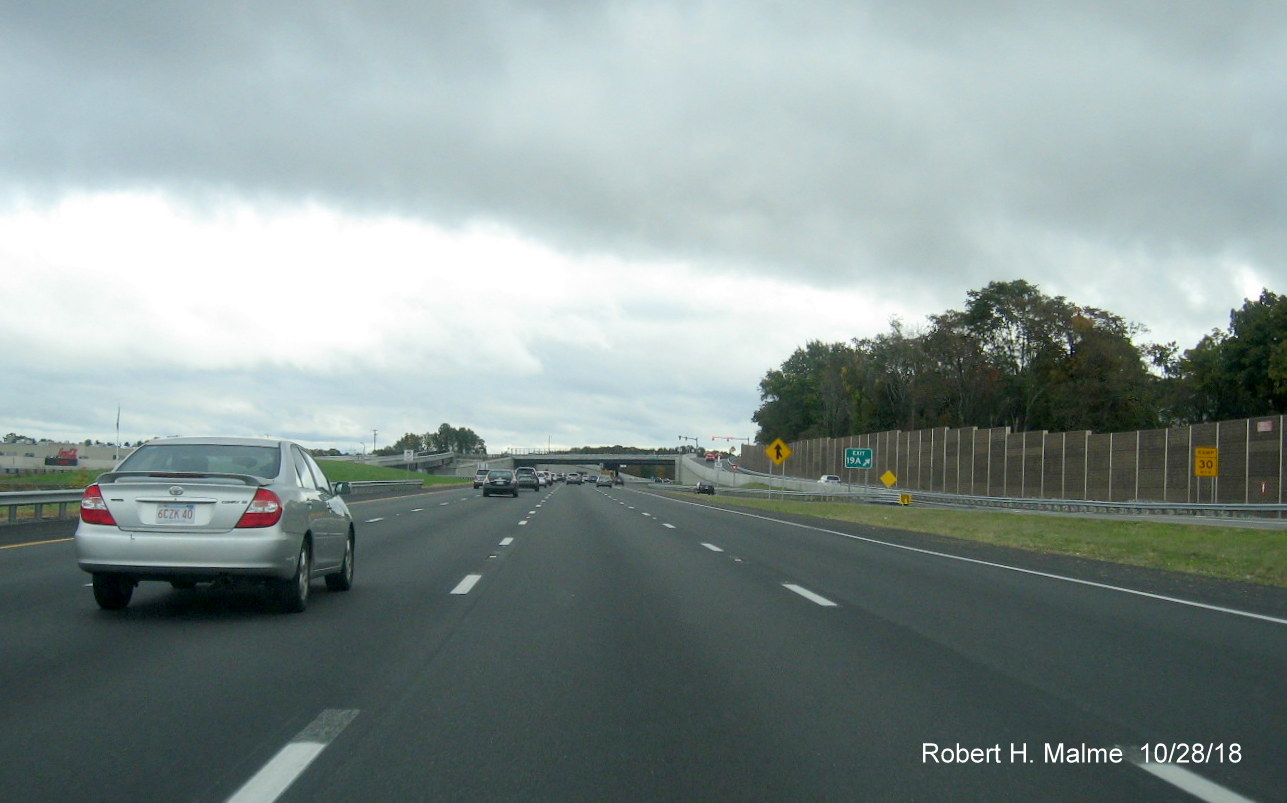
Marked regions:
[2,483,1283,801]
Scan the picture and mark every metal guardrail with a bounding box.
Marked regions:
[682,456,1287,521]
[907,489,1287,519]
[693,482,1287,519]
[340,480,427,498]
[1,489,81,524]
[7,475,1285,526]
[0,480,435,525]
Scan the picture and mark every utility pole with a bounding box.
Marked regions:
[372,429,377,455]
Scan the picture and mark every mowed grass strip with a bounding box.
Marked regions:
[710,497,1287,588]
[315,460,469,486]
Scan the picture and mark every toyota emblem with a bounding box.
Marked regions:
[168,486,184,496]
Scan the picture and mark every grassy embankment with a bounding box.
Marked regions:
[0,463,468,522]
[314,460,469,486]
[688,494,1287,588]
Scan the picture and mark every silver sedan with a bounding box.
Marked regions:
[74,436,355,612]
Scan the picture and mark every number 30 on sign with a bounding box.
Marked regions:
[1194,447,1218,478]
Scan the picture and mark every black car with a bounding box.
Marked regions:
[694,481,715,495]
[482,469,519,497]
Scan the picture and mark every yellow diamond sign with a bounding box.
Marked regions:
[765,438,792,466]
[880,470,898,488]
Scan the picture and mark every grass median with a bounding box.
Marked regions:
[692,495,1287,588]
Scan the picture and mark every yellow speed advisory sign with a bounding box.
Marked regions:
[765,438,792,466]
[1194,447,1218,478]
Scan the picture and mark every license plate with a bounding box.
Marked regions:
[157,503,196,522]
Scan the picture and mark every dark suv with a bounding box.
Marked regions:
[515,467,540,492]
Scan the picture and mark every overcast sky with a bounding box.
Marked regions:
[3,1,1283,454]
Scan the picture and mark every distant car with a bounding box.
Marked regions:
[74,436,355,612]
[567,472,582,485]
[596,474,613,487]
[515,466,540,492]
[694,481,715,495]
[819,475,841,484]
[473,467,490,488]
[482,469,518,497]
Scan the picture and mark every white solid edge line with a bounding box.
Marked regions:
[657,496,1287,626]
[226,709,358,803]
[1133,760,1256,803]
[451,574,483,595]
[783,583,839,607]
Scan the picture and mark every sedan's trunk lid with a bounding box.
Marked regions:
[94,471,269,532]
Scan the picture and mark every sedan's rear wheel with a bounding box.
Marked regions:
[92,573,134,610]
[325,534,354,591]
[278,540,311,613]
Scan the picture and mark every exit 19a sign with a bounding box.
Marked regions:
[844,448,873,469]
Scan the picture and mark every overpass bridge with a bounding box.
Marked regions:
[326,451,682,478]
[510,452,680,475]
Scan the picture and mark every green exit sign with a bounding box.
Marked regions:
[844,448,873,469]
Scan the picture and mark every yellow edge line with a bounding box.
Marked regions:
[0,537,75,549]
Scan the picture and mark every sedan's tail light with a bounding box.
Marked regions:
[79,485,117,526]
[235,489,284,528]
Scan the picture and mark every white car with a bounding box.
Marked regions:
[818,474,841,484]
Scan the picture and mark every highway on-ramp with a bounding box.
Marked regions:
[1,483,1283,801]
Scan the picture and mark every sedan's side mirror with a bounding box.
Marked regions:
[333,481,351,497]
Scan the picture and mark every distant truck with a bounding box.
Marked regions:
[44,446,79,467]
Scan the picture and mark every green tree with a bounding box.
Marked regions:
[753,341,860,442]
[377,432,425,456]
[1044,311,1160,432]
[1175,289,1287,420]
[427,423,487,455]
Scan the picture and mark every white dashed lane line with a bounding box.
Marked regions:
[450,574,483,595]
[782,583,839,608]
[225,708,359,803]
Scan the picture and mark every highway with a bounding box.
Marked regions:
[1,482,1284,801]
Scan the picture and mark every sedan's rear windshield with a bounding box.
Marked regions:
[118,444,281,478]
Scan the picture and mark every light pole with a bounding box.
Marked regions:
[678,436,699,485]
[710,435,750,456]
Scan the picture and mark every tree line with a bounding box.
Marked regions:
[377,423,487,456]
[753,280,1287,443]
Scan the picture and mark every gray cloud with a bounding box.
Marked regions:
[3,1,1284,447]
